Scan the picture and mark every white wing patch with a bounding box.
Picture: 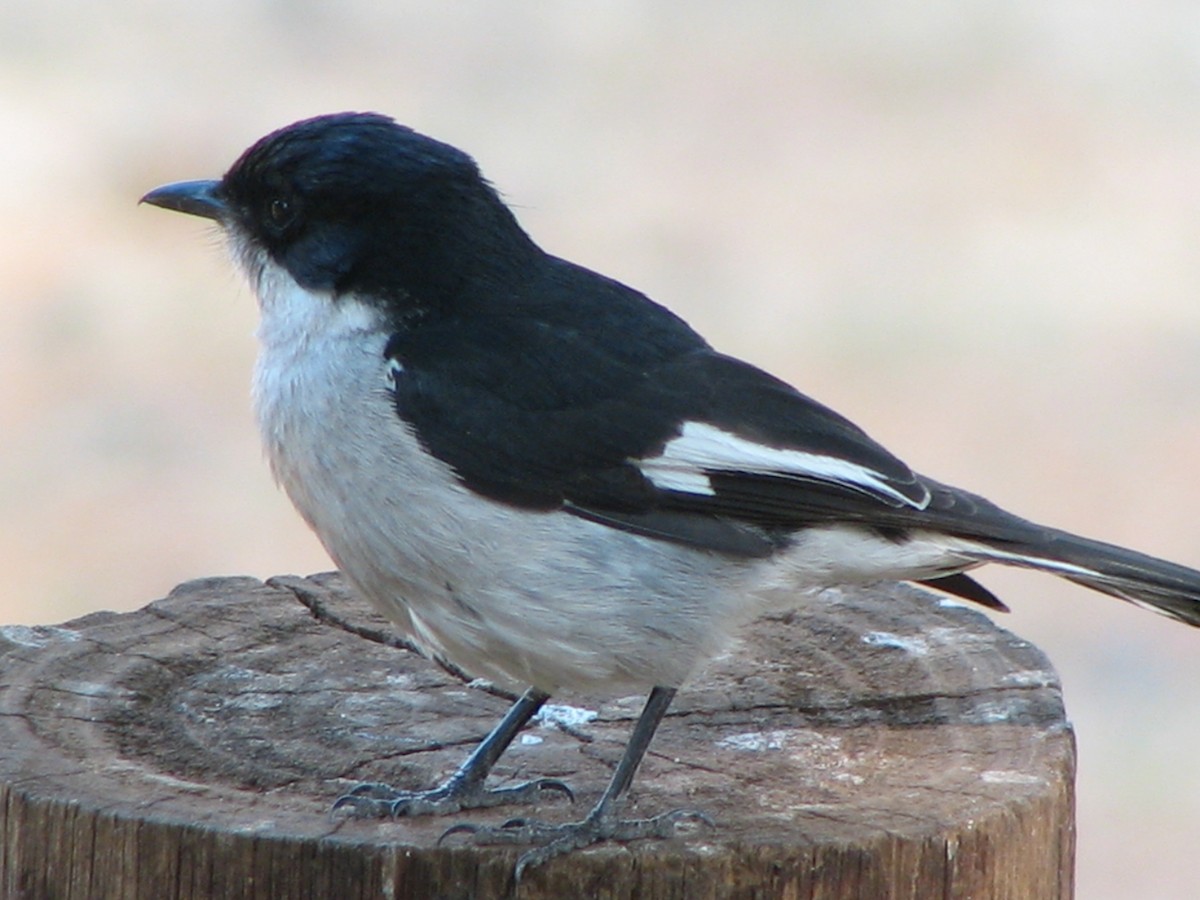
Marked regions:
[384,357,404,390]
[635,421,930,509]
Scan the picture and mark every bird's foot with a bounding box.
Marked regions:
[442,806,714,881]
[332,775,574,818]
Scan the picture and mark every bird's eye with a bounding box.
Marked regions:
[266,197,295,230]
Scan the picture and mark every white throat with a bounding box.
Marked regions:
[234,247,383,353]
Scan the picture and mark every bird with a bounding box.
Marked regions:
[142,111,1200,878]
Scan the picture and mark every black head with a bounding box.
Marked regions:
[142,112,540,314]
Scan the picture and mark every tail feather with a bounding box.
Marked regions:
[973,530,1200,628]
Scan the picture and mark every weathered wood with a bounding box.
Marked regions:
[0,573,1074,899]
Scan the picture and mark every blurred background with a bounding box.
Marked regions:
[4,2,1199,895]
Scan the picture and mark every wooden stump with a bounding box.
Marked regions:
[0,573,1074,899]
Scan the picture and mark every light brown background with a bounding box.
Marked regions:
[4,4,1198,897]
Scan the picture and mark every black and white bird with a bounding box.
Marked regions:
[142,112,1200,875]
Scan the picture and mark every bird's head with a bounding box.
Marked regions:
[142,112,539,318]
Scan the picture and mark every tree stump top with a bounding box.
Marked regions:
[0,574,1074,899]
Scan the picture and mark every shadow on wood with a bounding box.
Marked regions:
[0,574,1074,899]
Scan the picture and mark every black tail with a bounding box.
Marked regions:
[971,528,1200,627]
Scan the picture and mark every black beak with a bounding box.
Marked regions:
[140,179,227,221]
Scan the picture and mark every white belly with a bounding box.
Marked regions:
[249,281,754,694]
[245,264,979,696]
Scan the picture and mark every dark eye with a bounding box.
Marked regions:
[266,196,296,230]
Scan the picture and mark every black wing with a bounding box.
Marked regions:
[386,259,940,557]
[384,260,1200,625]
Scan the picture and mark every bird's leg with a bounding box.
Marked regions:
[333,687,573,817]
[442,686,713,881]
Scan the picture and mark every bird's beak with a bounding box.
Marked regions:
[140,179,227,221]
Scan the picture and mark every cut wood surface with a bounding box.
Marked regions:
[0,573,1074,899]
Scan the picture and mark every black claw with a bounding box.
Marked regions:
[327,775,575,821]
[347,781,393,798]
[457,803,718,885]
[330,782,408,818]
[534,778,575,803]
[437,823,480,846]
[512,850,546,885]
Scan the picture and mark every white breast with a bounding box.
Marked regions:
[245,258,762,695]
[242,256,979,697]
